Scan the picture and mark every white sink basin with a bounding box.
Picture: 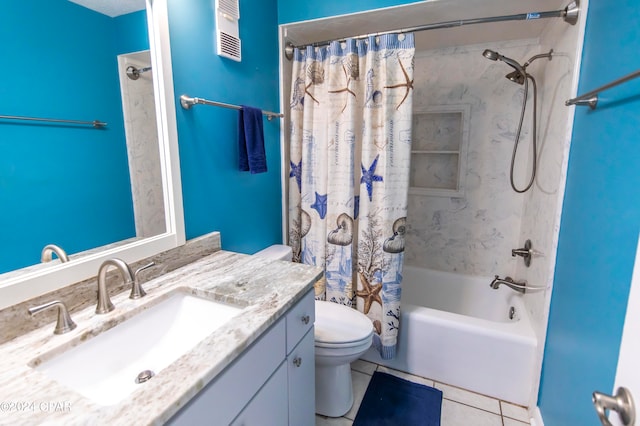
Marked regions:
[34,292,242,406]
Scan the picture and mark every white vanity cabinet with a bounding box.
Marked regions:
[168,289,315,426]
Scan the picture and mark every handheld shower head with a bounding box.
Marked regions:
[498,55,525,73]
[482,49,499,61]
[481,46,554,193]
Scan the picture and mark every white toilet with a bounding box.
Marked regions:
[253,245,374,417]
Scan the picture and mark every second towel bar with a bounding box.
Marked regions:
[180,95,283,120]
[566,68,640,109]
[0,114,107,128]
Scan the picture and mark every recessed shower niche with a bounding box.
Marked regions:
[409,105,469,197]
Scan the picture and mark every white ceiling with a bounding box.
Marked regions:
[283,0,572,51]
[67,0,145,18]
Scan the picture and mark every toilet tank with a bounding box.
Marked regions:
[252,245,292,262]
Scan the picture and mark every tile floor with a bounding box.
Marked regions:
[316,360,531,426]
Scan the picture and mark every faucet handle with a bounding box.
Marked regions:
[28,300,77,335]
[511,239,533,267]
[130,262,156,299]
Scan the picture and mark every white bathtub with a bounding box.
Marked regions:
[362,266,537,406]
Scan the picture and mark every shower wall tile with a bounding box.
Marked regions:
[412,112,462,151]
[410,153,459,189]
[406,39,541,277]
[515,19,580,352]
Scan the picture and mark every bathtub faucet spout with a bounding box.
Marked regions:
[490,275,527,294]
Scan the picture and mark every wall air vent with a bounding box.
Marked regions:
[215,0,241,62]
[218,0,239,19]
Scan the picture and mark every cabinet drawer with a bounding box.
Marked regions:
[286,289,314,355]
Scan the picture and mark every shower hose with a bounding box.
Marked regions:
[510,74,538,193]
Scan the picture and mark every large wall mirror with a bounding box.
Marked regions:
[0,0,185,309]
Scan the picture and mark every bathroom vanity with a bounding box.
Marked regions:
[0,249,321,425]
[168,289,315,425]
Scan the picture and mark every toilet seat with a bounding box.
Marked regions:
[315,339,371,349]
[315,301,373,347]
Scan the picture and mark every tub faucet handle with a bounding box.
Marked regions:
[512,239,533,267]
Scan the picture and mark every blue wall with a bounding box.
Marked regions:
[168,0,282,254]
[277,0,421,24]
[538,0,640,424]
[0,1,147,273]
[114,11,150,54]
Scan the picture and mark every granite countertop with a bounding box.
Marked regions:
[0,250,322,425]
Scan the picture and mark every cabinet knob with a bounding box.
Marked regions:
[301,315,310,325]
[293,357,302,367]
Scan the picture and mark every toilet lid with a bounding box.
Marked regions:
[315,301,374,345]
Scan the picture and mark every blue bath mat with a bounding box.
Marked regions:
[353,371,443,426]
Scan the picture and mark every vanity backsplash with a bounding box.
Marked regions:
[0,232,221,344]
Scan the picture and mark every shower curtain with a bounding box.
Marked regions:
[288,33,414,359]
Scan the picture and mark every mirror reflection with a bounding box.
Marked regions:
[0,0,165,275]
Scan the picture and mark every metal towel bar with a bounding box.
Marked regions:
[180,95,283,120]
[0,114,107,128]
[566,69,640,109]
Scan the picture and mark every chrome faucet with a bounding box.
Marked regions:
[490,275,527,294]
[96,258,134,314]
[41,244,69,263]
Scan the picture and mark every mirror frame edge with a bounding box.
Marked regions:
[0,0,185,310]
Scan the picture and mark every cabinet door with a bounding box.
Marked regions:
[231,362,288,426]
[288,328,315,426]
[167,321,286,425]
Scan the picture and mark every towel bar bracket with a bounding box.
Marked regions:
[565,96,598,109]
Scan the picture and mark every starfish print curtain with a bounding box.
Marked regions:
[288,34,414,359]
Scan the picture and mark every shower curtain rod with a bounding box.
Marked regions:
[284,0,579,59]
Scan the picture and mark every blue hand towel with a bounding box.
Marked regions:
[238,106,267,174]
